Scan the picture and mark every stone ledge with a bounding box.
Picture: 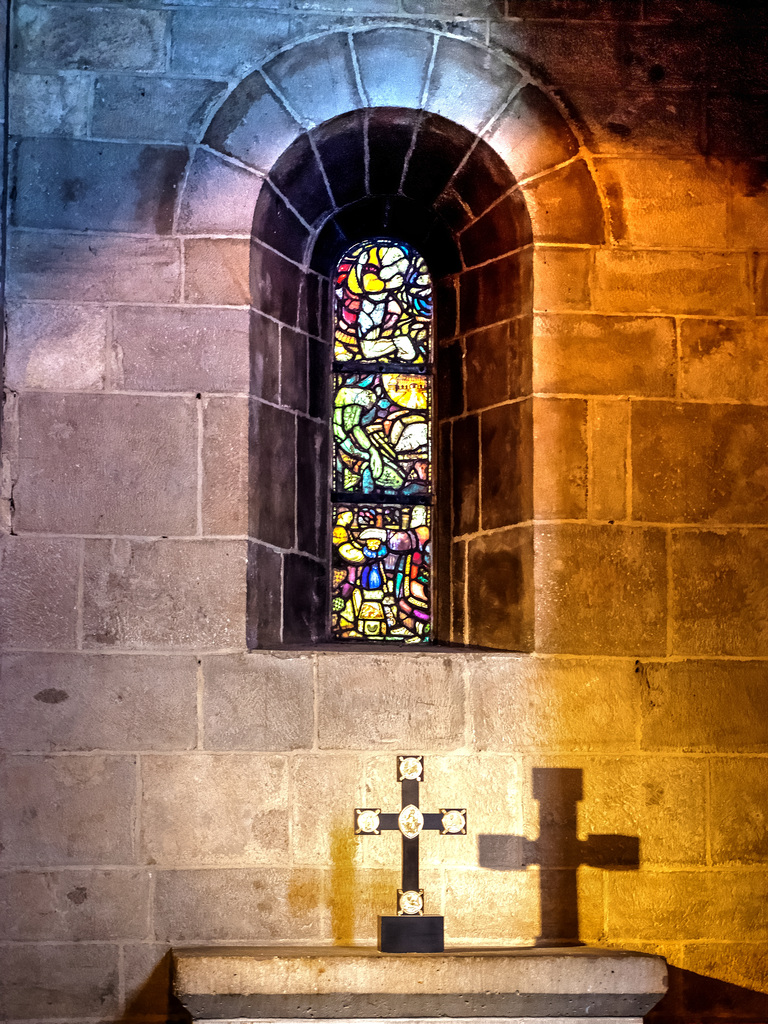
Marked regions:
[173,946,667,1020]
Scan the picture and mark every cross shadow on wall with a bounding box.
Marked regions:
[478,767,639,946]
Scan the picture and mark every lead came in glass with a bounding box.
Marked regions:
[331,239,433,643]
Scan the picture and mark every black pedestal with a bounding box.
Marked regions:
[377,915,444,953]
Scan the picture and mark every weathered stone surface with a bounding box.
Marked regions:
[535,525,667,655]
[447,870,541,943]
[0,754,136,865]
[523,161,606,244]
[177,148,264,235]
[426,37,520,134]
[569,87,701,155]
[732,181,768,248]
[670,530,768,656]
[202,397,248,536]
[0,536,79,651]
[681,942,768,1016]
[93,75,227,144]
[533,314,676,396]
[756,252,768,316]
[354,28,432,108]
[533,246,592,312]
[202,652,313,750]
[316,654,464,749]
[290,753,369,868]
[82,539,246,649]
[264,34,360,127]
[680,317,768,403]
[9,71,90,136]
[14,3,167,72]
[590,399,629,521]
[184,237,250,305]
[0,943,119,1018]
[0,653,197,752]
[0,868,150,940]
[171,10,293,78]
[533,397,588,520]
[460,190,529,267]
[15,393,198,535]
[598,157,729,247]
[14,138,187,234]
[8,229,181,302]
[154,867,326,941]
[592,250,751,316]
[710,758,768,864]
[467,527,535,652]
[639,658,768,752]
[481,399,533,529]
[114,306,249,392]
[485,84,579,180]
[249,399,296,549]
[123,944,174,1018]
[471,655,639,751]
[140,753,288,865]
[5,301,106,391]
[632,402,768,524]
[465,317,532,410]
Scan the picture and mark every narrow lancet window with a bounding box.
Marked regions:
[331,240,433,643]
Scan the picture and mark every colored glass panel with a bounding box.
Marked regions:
[333,371,431,500]
[331,504,431,643]
[334,241,432,364]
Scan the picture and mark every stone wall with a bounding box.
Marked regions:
[2,0,768,1020]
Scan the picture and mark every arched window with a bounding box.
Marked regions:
[331,240,433,643]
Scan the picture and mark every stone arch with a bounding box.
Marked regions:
[176,27,608,649]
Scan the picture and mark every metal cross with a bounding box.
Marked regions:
[354,755,467,917]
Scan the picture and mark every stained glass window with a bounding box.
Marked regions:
[331,240,433,643]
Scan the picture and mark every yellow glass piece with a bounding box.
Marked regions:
[381,374,428,410]
[398,756,423,781]
[398,890,424,916]
[441,809,466,834]
[398,804,424,838]
[356,809,381,834]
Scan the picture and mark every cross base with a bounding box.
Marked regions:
[378,915,444,953]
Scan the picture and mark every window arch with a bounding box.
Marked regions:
[331,239,433,643]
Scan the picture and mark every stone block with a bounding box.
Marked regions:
[460,190,529,267]
[9,71,90,136]
[114,305,250,393]
[671,530,768,656]
[732,173,768,248]
[481,400,534,529]
[0,536,79,650]
[316,654,464,749]
[592,250,751,316]
[249,399,296,549]
[640,658,768,752]
[154,867,326,942]
[0,943,119,1019]
[533,246,592,313]
[707,92,768,162]
[632,402,768,524]
[202,651,314,750]
[507,0,641,16]
[0,653,197,752]
[605,868,768,941]
[140,753,288,865]
[93,75,227,144]
[123,944,174,1018]
[681,942,768,1017]
[354,28,432,108]
[82,538,246,649]
[202,397,248,536]
[533,313,676,396]
[264,34,360,128]
[283,554,325,645]
[568,87,701,155]
[8,229,181,303]
[522,160,606,245]
[184,237,250,305]
[470,655,639,752]
[405,114,475,209]
[590,399,629,521]
[484,84,579,181]
[535,524,667,655]
[465,317,533,410]
[452,414,479,534]
[680,317,768,403]
[13,3,167,72]
[710,758,768,864]
[251,310,280,404]
[313,110,366,209]
[290,753,369,867]
[5,301,107,391]
[466,527,535,651]
[15,393,198,535]
[0,754,136,865]
[177,149,263,235]
[757,252,768,316]
[205,72,302,174]
[13,136,186,233]
[0,868,150,940]
[403,0,497,11]
[597,157,729,248]
[246,541,282,649]
[296,415,328,559]
[425,36,521,135]
[533,397,588,520]
[171,10,293,79]
[445,868,540,944]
